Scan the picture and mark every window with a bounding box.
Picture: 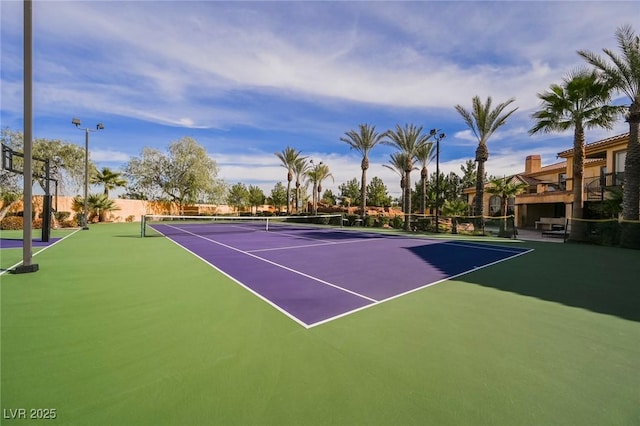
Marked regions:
[614,151,626,185]
[489,195,501,216]
[615,151,626,173]
[558,173,567,190]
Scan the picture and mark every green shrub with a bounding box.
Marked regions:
[60,219,78,228]
[1,216,23,230]
[374,215,389,228]
[390,215,403,229]
[344,214,359,226]
[364,215,375,227]
[54,211,71,222]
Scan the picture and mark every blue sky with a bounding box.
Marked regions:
[1,0,637,199]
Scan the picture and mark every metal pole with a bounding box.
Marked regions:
[435,138,440,233]
[14,0,38,273]
[83,128,89,229]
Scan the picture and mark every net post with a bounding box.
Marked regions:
[42,194,52,242]
[141,215,146,237]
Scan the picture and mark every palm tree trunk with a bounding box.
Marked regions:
[622,101,640,221]
[420,167,427,215]
[620,101,640,248]
[569,127,586,241]
[360,162,367,221]
[474,160,485,216]
[400,177,405,220]
[404,170,411,231]
[474,142,489,216]
[286,177,292,215]
[312,182,317,215]
[498,196,508,236]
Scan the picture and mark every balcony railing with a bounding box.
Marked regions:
[585,173,625,201]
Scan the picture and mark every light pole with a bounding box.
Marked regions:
[72,118,104,230]
[430,129,446,233]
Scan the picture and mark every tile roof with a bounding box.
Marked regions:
[557,133,629,157]
[515,174,541,185]
[537,161,566,173]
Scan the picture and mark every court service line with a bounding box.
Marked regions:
[164,224,379,303]
[246,237,382,253]
[226,224,334,244]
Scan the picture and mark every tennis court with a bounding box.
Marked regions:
[146,215,532,328]
[2,223,639,425]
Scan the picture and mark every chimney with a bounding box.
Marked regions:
[525,155,541,174]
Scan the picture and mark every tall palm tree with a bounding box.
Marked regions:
[579,25,640,227]
[455,96,518,218]
[383,124,431,231]
[340,124,385,220]
[414,141,436,215]
[91,167,127,198]
[305,162,333,215]
[383,152,413,215]
[275,147,305,215]
[292,157,310,213]
[315,163,334,215]
[529,68,621,238]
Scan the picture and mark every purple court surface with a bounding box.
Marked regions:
[151,224,532,328]
[0,238,61,249]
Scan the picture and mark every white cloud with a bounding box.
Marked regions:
[91,149,131,163]
[7,1,634,127]
[2,0,637,202]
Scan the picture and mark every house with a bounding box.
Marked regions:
[463,133,629,228]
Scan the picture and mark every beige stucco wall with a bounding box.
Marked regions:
[2,196,239,223]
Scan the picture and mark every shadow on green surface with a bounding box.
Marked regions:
[460,241,640,322]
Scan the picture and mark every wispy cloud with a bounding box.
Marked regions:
[1,1,636,199]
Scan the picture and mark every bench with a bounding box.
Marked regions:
[535,217,565,231]
[342,217,363,226]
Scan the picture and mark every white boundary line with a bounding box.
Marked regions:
[153,223,534,329]
[0,229,82,276]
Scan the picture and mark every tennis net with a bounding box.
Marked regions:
[141,214,344,237]
[405,214,516,237]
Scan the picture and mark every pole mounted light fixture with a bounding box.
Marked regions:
[430,129,446,233]
[72,118,104,230]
